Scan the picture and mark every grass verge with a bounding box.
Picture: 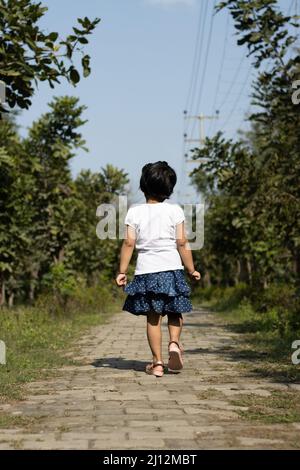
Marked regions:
[192,285,300,383]
[0,284,123,423]
[230,390,300,424]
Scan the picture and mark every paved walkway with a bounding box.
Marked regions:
[0,309,299,449]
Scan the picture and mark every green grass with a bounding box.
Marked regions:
[194,287,300,425]
[230,390,300,424]
[202,299,300,383]
[192,283,300,383]
[0,290,123,405]
[0,413,42,429]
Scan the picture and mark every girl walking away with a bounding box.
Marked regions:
[115,161,201,377]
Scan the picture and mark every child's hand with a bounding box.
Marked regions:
[115,273,127,286]
[189,270,201,281]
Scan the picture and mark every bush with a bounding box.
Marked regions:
[213,284,249,311]
[248,284,300,337]
[194,282,300,338]
[192,283,249,310]
[250,284,298,314]
[40,263,78,313]
[37,263,123,316]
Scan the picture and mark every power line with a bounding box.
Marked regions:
[220,65,253,131]
[217,55,245,110]
[184,0,210,141]
[180,0,210,199]
[190,0,217,140]
[208,10,230,136]
[184,0,206,114]
[288,0,296,15]
[180,0,216,202]
[211,57,247,134]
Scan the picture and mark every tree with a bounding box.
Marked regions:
[190,1,300,289]
[68,167,129,283]
[217,0,300,280]
[0,99,129,305]
[0,0,100,112]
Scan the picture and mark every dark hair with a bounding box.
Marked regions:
[140,161,177,202]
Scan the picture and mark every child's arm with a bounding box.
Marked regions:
[115,225,136,286]
[176,222,201,281]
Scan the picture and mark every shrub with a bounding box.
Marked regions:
[37,263,123,316]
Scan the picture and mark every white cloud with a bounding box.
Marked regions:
[146,0,195,7]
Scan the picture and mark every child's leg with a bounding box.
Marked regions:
[167,313,183,343]
[167,313,184,372]
[146,311,163,363]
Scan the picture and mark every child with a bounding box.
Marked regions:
[115,161,201,377]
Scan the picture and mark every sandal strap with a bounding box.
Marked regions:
[168,341,180,348]
[153,362,164,368]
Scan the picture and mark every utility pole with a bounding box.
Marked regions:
[183,111,219,161]
[179,111,219,203]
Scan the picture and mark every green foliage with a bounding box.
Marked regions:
[41,262,78,311]
[191,1,300,293]
[0,286,121,403]
[38,264,124,316]
[0,96,129,306]
[231,391,300,424]
[202,284,300,383]
[216,1,297,68]
[0,0,100,111]
[198,283,300,338]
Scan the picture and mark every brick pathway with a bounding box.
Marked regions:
[0,309,299,449]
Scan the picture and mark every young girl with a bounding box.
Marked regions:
[115,161,201,377]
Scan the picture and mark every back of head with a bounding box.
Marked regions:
[140,161,177,202]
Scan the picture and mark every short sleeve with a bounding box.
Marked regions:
[173,204,185,225]
[124,207,137,229]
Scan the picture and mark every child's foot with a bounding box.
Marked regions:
[168,341,183,373]
[145,361,164,377]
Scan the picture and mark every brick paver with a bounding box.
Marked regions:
[0,309,299,449]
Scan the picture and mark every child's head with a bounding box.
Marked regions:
[140,161,177,202]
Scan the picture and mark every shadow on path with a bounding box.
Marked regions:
[184,346,268,360]
[91,357,147,371]
[184,322,219,328]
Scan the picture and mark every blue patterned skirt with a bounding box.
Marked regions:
[123,269,192,316]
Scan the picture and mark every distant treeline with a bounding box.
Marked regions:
[0,97,128,306]
[191,0,300,291]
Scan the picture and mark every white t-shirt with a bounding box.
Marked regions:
[124,202,185,275]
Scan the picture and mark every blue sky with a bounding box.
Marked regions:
[17,0,293,203]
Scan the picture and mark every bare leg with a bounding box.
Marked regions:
[147,311,163,363]
[167,313,183,344]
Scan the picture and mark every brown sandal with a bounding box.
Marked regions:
[168,341,183,373]
[145,361,164,377]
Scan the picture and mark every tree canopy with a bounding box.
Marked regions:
[190,0,300,289]
[0,0,100,112]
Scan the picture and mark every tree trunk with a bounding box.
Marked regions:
[246,258,252,284]
[29,280,35,303]
[234,260,241,285]
[203,270,211,288]
[239,258,250,284]
[54,248,65,264]
[8,292,14,308]
[0,280,6,307]
[29,269,39,303]
[58,247,64,263]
